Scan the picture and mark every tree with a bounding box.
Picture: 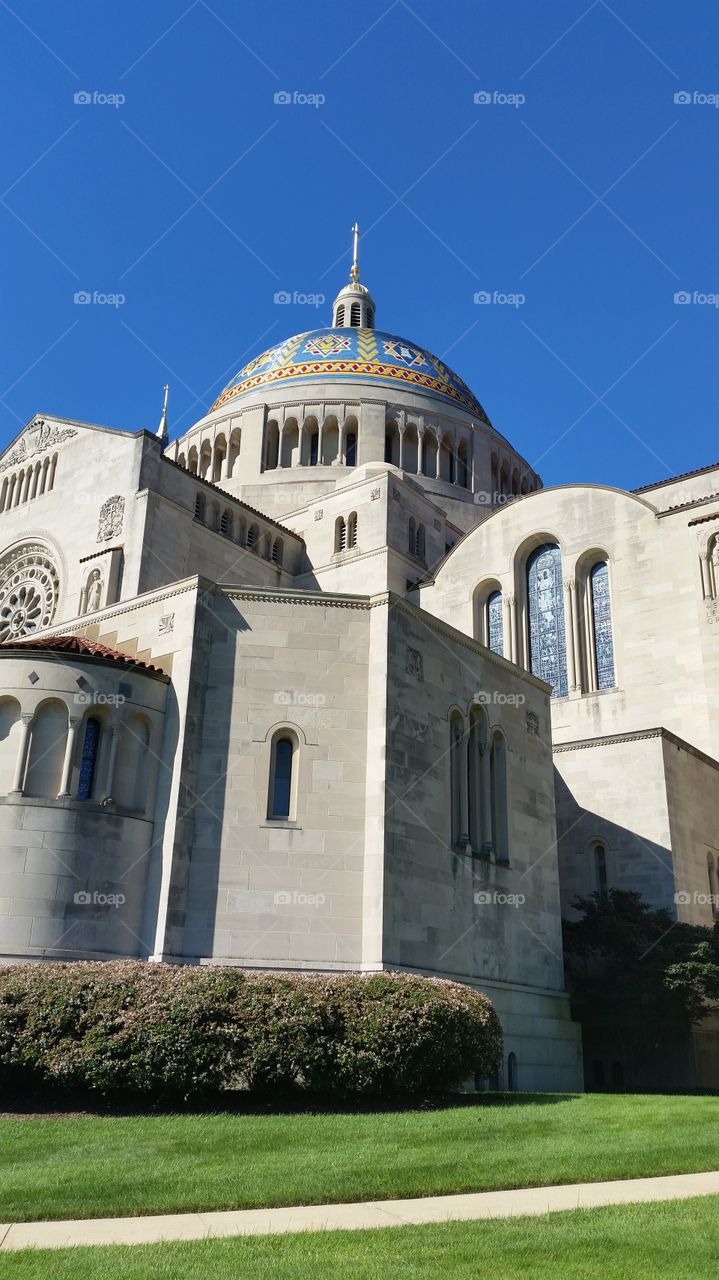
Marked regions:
[562,890,719,1082]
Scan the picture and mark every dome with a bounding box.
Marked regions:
[210,328,490,423]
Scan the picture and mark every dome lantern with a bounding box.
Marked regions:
[331,222,376,329]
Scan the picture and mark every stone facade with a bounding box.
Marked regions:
[1,278,717,1091]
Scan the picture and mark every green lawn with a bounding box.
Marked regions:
[1,1196,718,1279]
[1,1093,718,1224]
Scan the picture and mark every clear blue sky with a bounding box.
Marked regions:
[1,1,716,490]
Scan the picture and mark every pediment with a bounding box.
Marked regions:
[0,417,78,474]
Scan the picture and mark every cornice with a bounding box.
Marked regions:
[553,725,719,771]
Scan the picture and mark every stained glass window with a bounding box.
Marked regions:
[590,561,616,689]
[77,717,100,800]
[487,590,503,656]
[527,544,568,698]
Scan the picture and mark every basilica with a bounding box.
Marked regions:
[0,238,718,1092]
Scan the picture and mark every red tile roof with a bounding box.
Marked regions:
[0,634,165,675]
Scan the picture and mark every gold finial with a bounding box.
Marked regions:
[350,222,360,283]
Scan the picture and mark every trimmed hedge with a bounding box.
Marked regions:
[0,963,502,1102]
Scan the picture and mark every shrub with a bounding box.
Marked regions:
[0,963,502,1102]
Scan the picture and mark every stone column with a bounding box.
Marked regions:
[57,717,81,798]
[317,420,325,466]
[102,725,122,803]
[277,424,285,469]
[417,426,425,477]
[434,431,442,479]
[10,715,33,794]
[398,425,406,470]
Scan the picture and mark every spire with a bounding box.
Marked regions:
[332,222,375,328]
[350,221,360,283]
[156,384,169,442]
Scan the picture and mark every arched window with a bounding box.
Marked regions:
[336,304,345,326]
[507,1052,518,1091]
[264,421,279,471]
[335,516,347,552]
[188,447,198,475]
[490,731,509,862]
[345,428,357,466]
[450,711,466,849]
[177,452,186,470]
[25,700,67,798]
[416,523,426,560]
[228,427,241,477]
[589,561,616,689]
[707,854,718,919]
[366,305,375,329]
[115,715,150,812]
[347,512,358,549]
[592,841,608,895]
[194,491,206,521]
[527,543,568,698]
[309,432,319,466]
[268,731,297,820]
[0,697,21,795]
[220,509,233,538]
[487,590,503,656]
[350,301,361,326]
[199,441,212,479]
[467,705,487,854]
[76,716,102,800]
[457,441,469,488]
[247,524,259,550]
[408,517,416,557]
[271,537,284,566]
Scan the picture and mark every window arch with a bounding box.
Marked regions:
[473,582,504,656]
[408,517,416,557]
[268,729,298,820]
[247,523,259,550]
[467,704,488,854]
[527,543,568,697]
[271,537,284,566]
[591,840,609,895]
[588,560,616,689]
[25,700,67,798]
[344,417,358,466]
[449,710,467,850]
[336,303,345,326]
[489,730,509,862]
[416,523,426,560]
[76,716,102,800]
[335,516,347,552]
[347,511,358,549]
[194,491,206,521]
[0,697,21,795]
[220,508,233,538]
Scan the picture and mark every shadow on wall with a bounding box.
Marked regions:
[553,767,676,918]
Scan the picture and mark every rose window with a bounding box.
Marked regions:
[0,545,59,643]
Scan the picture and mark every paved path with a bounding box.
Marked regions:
[1,1171,718,1252]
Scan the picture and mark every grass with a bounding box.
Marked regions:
[1,1093,718,1224]
[1,1196,718,1279]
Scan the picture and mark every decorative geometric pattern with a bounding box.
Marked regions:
[590,561,616,689]
[527,545,568,698]
[487,590,504,656]
[210,329,489,421]
[0,544,59,643]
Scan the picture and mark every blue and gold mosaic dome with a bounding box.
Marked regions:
[210,329,489,423]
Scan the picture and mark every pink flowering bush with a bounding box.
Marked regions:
[0,963,502,1101]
